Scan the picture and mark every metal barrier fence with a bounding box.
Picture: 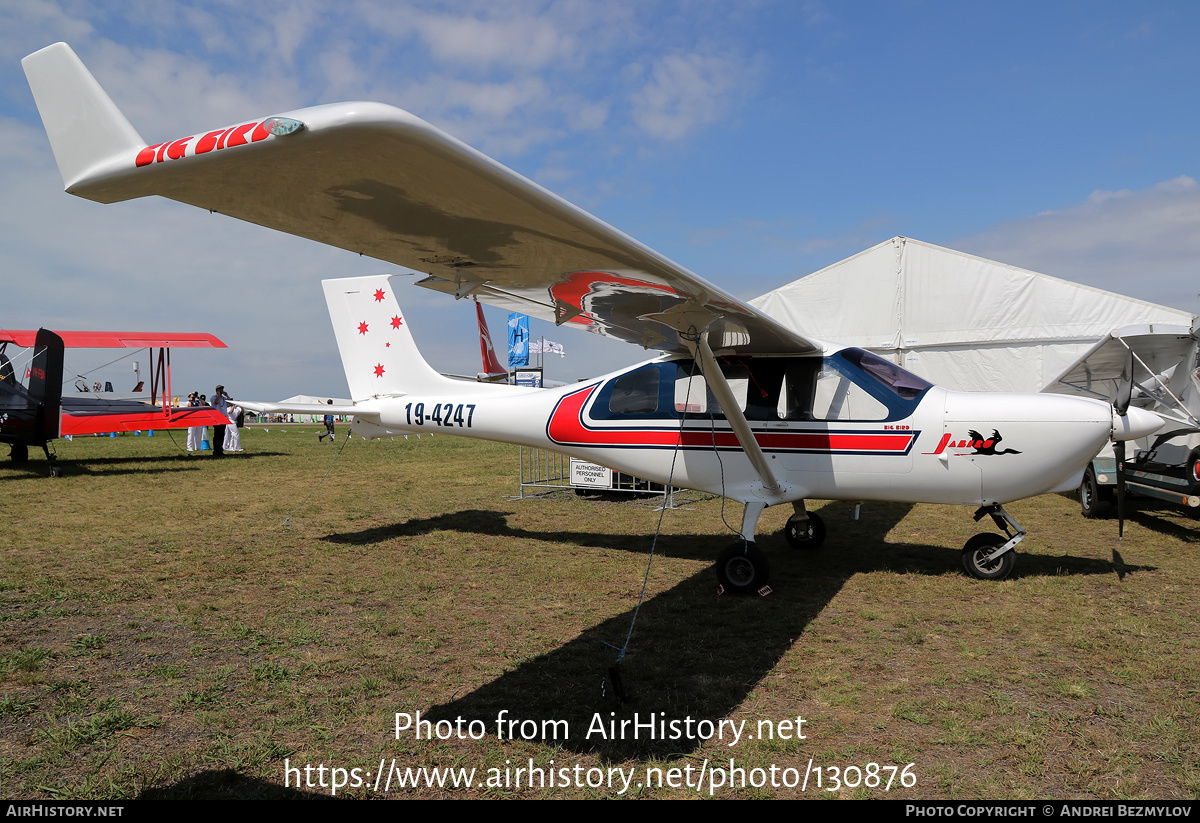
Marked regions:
[517,446,676,506]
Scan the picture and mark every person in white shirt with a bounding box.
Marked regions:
[224,398,243,452]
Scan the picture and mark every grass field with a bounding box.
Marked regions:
[1,427,1197,799]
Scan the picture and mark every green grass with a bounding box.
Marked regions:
[0,427,1198,798]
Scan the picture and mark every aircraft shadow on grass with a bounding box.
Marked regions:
[321,500,1148,580]
[1,451,289,479]
[324,501,1146,759]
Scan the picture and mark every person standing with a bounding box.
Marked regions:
[186,391,203,452]
[211,385,229,458]
[224,396,243,452]
[318,399,336,442]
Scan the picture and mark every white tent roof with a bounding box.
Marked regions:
[750,236,1194,393]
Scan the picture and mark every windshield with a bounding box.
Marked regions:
[840,348,932,399]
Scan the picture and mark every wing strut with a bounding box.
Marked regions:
[686,333,783,498]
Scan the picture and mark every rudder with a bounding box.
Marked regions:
[28,329,64,441]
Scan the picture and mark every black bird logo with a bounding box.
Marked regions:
[968,429,1022,455]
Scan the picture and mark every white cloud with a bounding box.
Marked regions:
[629,52,746,140]
[959,176,1200,315]
[410,11,573,70]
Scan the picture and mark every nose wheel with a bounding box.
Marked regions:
[961,533,1016,580]
[962,504,1023,581]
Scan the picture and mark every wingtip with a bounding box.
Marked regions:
[22,41,145,191]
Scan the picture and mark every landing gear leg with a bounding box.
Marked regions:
[42,443,61,478]
[739,501,766,543]
[962,504,1024,580]
[715,502,771,595]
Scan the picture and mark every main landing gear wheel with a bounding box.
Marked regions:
[10,443,28,463]
[1079,467,1112,519]
[784,511,826,550]
[961,533,1016,581]
[716,542,770,594]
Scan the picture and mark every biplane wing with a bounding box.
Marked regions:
[0,330,225,349]
[22,42,820,360]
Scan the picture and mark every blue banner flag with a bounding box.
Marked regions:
[507,313,530,368]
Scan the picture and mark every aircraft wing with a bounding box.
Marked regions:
[1044,323,1196,413]
[59,398,231,436]
[236,400,364,417]
[0,330,225,348]
[23,43,820,358]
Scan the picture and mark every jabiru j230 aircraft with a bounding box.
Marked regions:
[22,42,1163,589]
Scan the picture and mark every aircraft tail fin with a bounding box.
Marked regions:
[475,301,507,376]
[28,329,64,441]
[22,43,144,190]
[322,275,456,401]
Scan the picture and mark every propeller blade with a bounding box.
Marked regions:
[1114,438,1126,540]
[1114,351,1133,416]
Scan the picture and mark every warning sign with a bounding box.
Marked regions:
[570,458,613,489]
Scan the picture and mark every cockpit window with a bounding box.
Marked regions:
[591,351,929,423]
[608,365,661,414]
[840,348,932,399]
[811,364,890,420]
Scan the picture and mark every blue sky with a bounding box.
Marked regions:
[2,1,1199,399]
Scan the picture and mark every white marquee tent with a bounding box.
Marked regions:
[750,236,1193,394]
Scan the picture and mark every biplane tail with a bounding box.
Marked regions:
[22,43,145,192]
[0,329,64,449]
[28,330,65,440]
[322,275,458,401]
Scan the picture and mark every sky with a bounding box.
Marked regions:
[2,1,1200,400]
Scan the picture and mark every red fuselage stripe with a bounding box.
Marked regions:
[546,385,915,452]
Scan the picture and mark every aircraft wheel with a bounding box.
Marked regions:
[716,542,770,594]
[1079,467,1112,519]
[10,443,28,463]
[1187,447,1200,488]
[784,511,826,549]
[961,533,1016,581]
[48,465,63,478]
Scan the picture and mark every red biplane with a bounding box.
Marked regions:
[1,328,231,474]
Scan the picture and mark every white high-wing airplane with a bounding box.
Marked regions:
[22,43,1164,590]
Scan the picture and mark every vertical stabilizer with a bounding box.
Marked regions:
[28,329,64,441]
[322,276,453,400]
[476,301,506,375]
[22,43,144,190]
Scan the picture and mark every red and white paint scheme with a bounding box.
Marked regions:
[23,42,1163,587]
